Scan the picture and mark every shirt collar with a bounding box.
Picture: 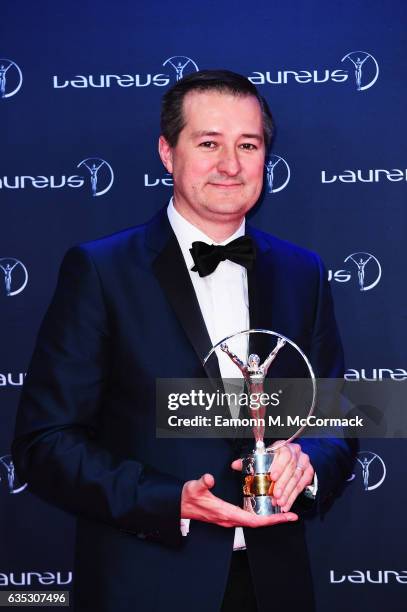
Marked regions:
[167,197,246,267]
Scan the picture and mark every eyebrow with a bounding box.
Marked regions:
[191,130,263,141]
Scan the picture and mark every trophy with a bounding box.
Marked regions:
[204,329,316,515]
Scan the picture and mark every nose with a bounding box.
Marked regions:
[216,146,241,176]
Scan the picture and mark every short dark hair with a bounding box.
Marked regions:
[160,69,274,150]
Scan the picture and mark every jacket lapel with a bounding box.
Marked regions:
[246,224,312,402]
[146,208,221,381]
[246,225,279,363]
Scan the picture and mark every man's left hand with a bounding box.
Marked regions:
[231,442,314,512]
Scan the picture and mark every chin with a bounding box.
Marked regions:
[207,204,250,217]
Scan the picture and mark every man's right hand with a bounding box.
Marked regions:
[181,473,298,528]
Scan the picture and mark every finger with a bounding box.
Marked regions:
[275,467,302,505]
[296,451,311,472]
[272,453,298,499]
[281,467,314,512]
[280,466,315,512]
[275,452,310,503]
[244,511,298,527]
[269,443,300,480]
[267,443,289,480]
[196,473,215,492]
[201,498,256,527]
[219,501,298,528]
[231,459,243,471]
[296,466,314,491]
[290,453,313,491]
[280,486,301,513]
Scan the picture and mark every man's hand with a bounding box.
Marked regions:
[231,442,314,512]
[181,473,298,527]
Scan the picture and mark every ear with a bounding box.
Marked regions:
[158,135,174,174]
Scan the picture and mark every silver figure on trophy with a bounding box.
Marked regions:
[220,338,286,451]
[204,329,316,516]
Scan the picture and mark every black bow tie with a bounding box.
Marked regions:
[190,236,256,277]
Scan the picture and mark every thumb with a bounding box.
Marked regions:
[197,473,215,491]
[231,458,243,471]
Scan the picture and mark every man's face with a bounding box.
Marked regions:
[159,90,266,229]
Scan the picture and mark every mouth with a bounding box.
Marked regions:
[208,182,243,189]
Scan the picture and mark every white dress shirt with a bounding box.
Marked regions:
[167,198,248,549]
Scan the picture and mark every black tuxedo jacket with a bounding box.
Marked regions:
[13,208,354,612]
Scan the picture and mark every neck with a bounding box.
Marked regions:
[173,201,244,243]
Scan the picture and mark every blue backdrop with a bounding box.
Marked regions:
[2,1,407,610]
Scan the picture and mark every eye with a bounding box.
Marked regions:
[240,143,257,150]
[199,141,217,148]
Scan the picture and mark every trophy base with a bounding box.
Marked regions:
[243,495,281,515]
[242,449,281,516]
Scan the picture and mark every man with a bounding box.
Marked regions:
[13,71,354,612]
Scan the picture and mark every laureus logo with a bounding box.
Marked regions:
[0,571,72,586]
[0,455,27,495]
[344,252,381,292]
[330,569,407,584]
[347,451,386,491]
[264,155,291,194]
[0,258,28,296]
[248,49,379,92]
[77,158,114,197]
[0,157,114,196]
[0,59,23,99]
[345,367,407,381]
[53,56,199,89]
[162,56,199,81]
[328,252,382,292]
[341,51,379,91]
